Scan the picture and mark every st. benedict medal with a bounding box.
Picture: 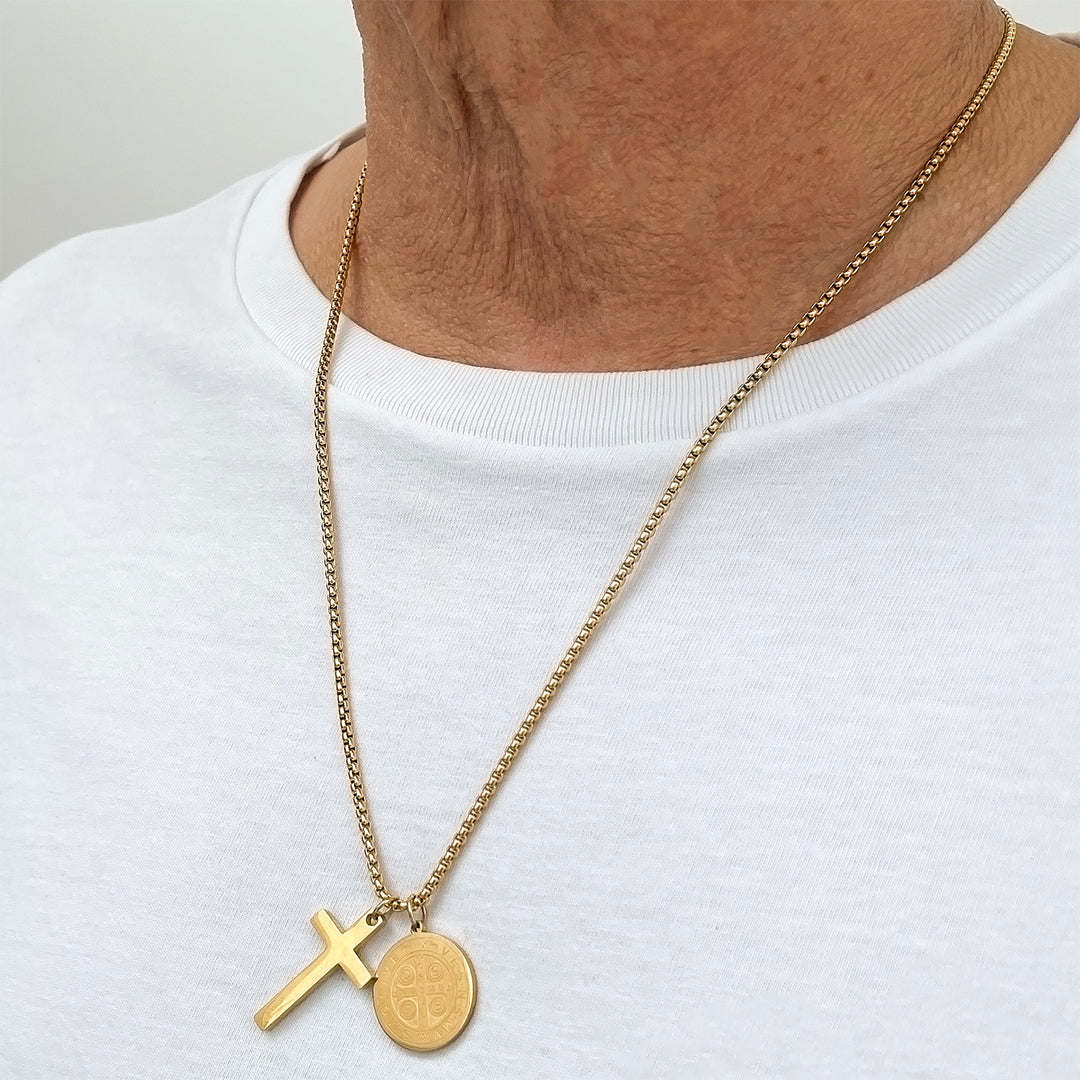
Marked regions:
[372,930,477,1051]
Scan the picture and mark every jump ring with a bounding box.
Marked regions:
[406,895,427,933]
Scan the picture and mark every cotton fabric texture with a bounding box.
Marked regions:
[3,57,1080,1078]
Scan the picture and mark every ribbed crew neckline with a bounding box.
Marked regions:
[236,107,1080,448]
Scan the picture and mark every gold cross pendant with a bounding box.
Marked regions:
[254,908,384,1031]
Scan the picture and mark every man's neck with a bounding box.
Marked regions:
[291,1,1080,373]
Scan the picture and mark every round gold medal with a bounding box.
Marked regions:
[372,932,477,1051]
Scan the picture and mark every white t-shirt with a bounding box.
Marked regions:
[3,89,1079,1078]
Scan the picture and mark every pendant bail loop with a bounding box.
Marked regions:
[406,895,427,933]
[369,896,397,923]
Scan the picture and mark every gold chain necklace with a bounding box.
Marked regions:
[256,6,1015,1050]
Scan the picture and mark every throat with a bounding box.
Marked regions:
[291,18,1079,374]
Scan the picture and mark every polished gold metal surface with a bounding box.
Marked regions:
[254,908,384,1031]
[312,5,1015,924]
[373,932,478,1051]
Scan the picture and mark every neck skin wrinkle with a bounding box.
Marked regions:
[288,0,1080,373]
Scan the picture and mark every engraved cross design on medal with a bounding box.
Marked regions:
[255,909,383,1031]
[389,952,454,1031]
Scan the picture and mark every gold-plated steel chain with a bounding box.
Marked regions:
[315,6,1015,919]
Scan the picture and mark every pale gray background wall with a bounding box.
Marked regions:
[0,0,363,279]
[1,0,1076,279]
